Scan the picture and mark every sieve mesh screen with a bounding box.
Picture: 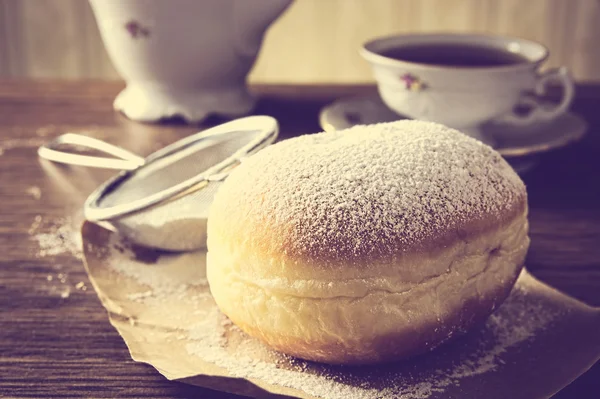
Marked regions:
[98,130,260,208]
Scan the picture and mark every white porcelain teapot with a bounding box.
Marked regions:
[90,0,293,122]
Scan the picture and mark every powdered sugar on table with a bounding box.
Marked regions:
[30,215,82,259]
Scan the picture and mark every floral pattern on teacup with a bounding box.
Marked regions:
[125,20,150,39]
[400,73,427,92]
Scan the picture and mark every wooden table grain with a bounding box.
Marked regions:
[0,81,599,398]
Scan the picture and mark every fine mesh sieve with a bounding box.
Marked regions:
[38,116,278,251]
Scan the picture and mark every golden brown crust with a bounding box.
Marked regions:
[210,194,526,273]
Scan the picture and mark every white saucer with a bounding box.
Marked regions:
[319,95,588,172]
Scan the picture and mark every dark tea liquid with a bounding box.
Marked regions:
[380,44,528,67]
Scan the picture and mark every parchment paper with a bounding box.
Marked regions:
[82,221,600,399]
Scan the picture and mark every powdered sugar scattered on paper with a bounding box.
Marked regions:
[105,235,209,303]
[98,237,560,399]
[184,283,558,399]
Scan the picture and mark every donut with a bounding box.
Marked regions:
[206,120,529,365]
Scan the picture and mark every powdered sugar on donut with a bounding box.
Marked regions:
[211,121,526,264]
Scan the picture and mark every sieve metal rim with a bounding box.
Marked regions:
[83,115,278,222]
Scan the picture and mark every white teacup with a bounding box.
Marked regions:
[361,33,574,141]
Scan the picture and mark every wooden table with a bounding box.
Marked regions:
[1,81,599,398]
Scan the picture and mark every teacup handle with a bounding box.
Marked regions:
[497,67,575,127]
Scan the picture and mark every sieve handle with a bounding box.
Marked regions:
[38,133,146,170]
